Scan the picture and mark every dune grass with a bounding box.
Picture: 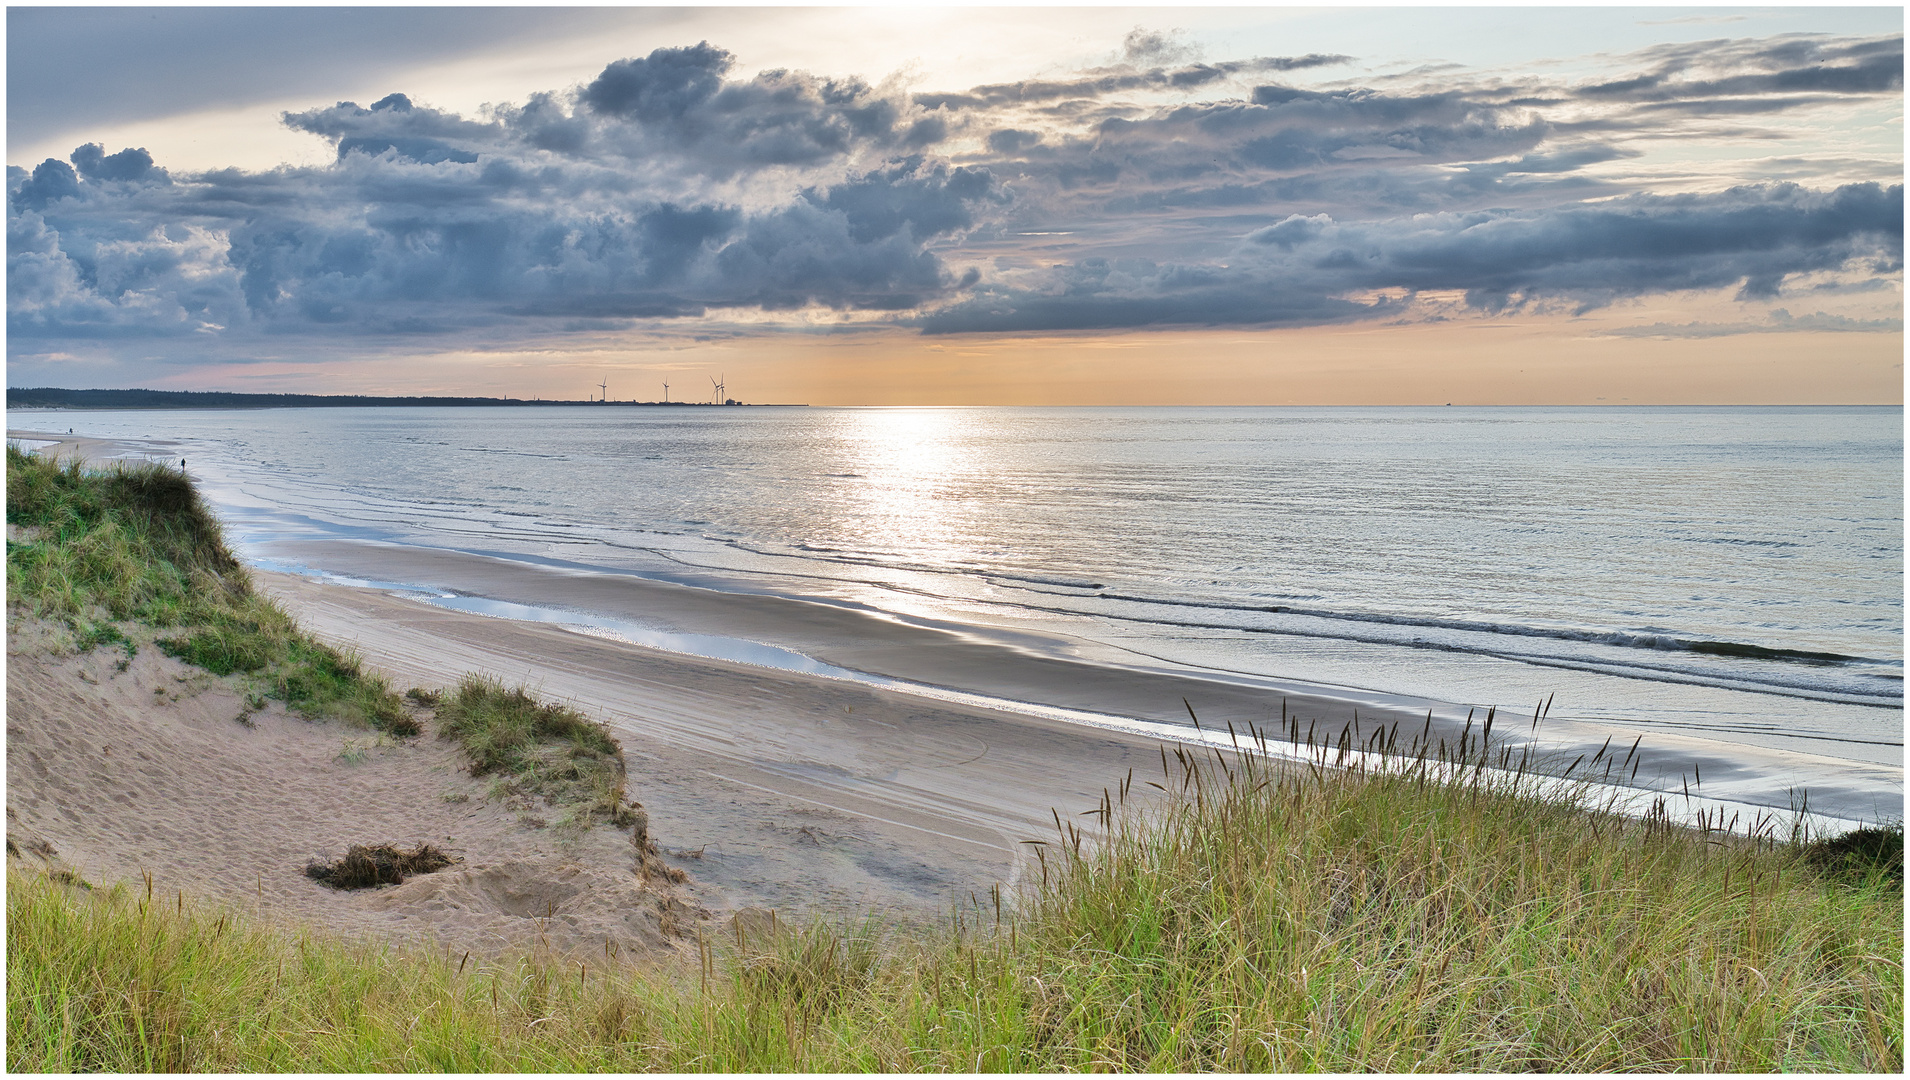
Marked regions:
[5,445,411,732]
[10,734,1901,1072]
[7,441,1900,1071]
[428,675,637,829]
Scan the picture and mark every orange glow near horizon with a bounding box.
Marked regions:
[115,319,1903,407]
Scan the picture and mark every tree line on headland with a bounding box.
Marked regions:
[6,388,791,409]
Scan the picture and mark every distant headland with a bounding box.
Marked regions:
[5,388,806,410]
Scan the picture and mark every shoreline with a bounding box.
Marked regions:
[253,567,1178,913]
[244,527,1900,831]
[257,565,1889,836]
[10,426,1899,836]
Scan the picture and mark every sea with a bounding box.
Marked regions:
[11,404,1902,820]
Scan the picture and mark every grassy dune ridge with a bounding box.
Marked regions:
[9,748,1902,1071]
[6,445,410,731]
[5,445,1903,1071]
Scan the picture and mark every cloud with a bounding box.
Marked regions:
[1576,33,1903,107]
[1123,28,1195,66]
[583,42,733,122]
[6,29,1902,358]
[9,159,80,212]
[8,205,247,338]
[1601,309,1904,338]
[914,53,1353,110]
[282,95,500,164]
[70,144,168,184]
[7,37,1003,343]
[920,182,1902,332]
[9,117,999,340]
[559,42,945,174]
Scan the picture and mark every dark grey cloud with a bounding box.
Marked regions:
[70,144,168,184]
[583,42,733,122]
[8,119,997,341]
[10,159,81,212]
[921,182,1901,332]
[283,95,501,165]
[919,259,1392,333]
[1578,33,1902,105]
[988,129,1044,155]
[957,82,1564,232]
[926,30,1901,264]
[524,42,948,176]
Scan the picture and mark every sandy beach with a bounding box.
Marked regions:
[256,566,1186,914]
[7,426,1895,968]
[7,553,1191,967]
[6,560,1177,940]
[3,429,1204,959]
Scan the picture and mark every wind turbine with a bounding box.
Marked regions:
[710,373,726,404]
[598,377,609,403]
[662,381,669,404]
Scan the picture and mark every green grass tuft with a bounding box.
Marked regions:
[1803,821,1904,885]
[433,675,630,825]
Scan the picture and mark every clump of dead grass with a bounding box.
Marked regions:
[304,844,459,890]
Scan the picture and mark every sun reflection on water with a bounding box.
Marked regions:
[828,407,986,571]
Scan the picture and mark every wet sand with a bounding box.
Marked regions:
[250,532,1900,826]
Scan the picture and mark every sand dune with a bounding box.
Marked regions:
[6,427,1181,961]
[5,617,703,962]
[5,565,1175,964]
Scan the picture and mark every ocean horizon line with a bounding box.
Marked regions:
[4,389,1901,411]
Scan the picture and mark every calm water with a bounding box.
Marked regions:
[13,405,1903,774]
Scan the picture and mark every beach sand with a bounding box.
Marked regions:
[5,513,1200,963]
[7,427,1890,966]
[3,428,1210,963]
[256,568,1180,916]
[6,614,707,963]
[5,567,1185,960]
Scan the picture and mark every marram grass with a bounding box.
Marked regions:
[7,442,1899,1071]
[5,445,410,732]
[10,741,1901,1072]
[430,674,637,828]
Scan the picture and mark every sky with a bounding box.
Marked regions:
[7,5,1903,405]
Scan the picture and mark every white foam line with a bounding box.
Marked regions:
[391,590,1870,840]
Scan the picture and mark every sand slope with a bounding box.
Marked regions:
[5,618,702,961]
[6,569,1172,958]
